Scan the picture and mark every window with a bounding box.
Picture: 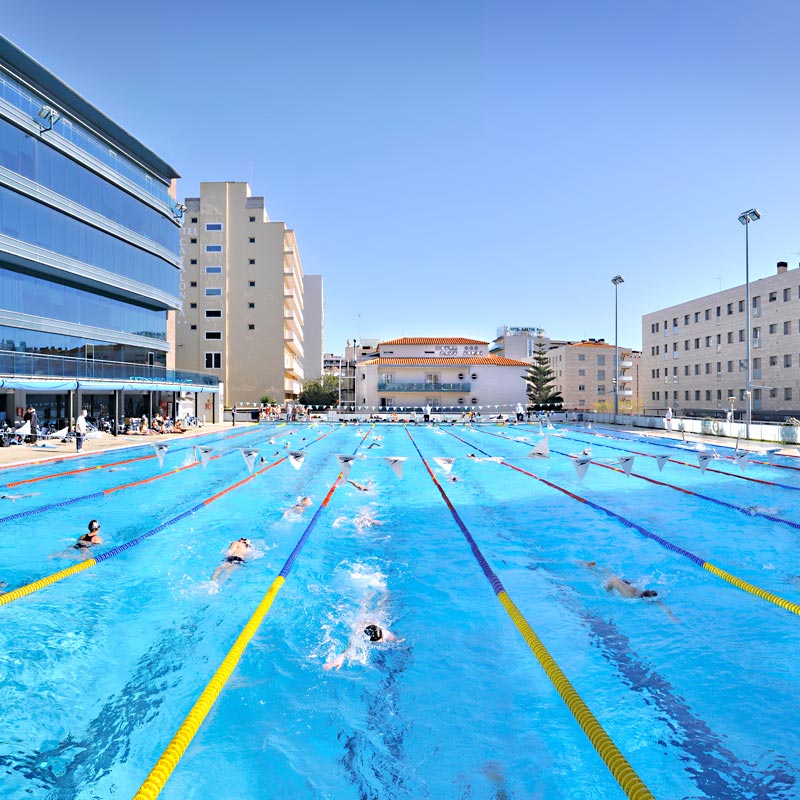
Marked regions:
[597,370,605,380]
[704,309,710,321]
[205,288,222,296]
[248,237,255,244]
[785,354,792,368]
[769,324,778,334]
[578,369,585,376]
[205,352,221,369]
[190,259,197,265]
[190,217,198,224]
[738,300,744,312]
[248,302,255,308]
[706,390,712,401]
[205,266,222,274]
[578,384,585,392]
[769,355,778,366]
[425,373,441,384]
[694,311,700,323]
[727,303,733,315]
[598,385,605,395]
[248,324,255,330]
[685,390,690,400]
[785,321,792,335]
[597,355,605,365]
[786,388,793,401]
[205,331,222,340]
[249,216,256,222]
[205,310,222,318]
[380,373,394,383]
[727,332,733,344]
[248,281,255,287]
[738,329,745,342]
[673,317,679,327]
[716,306,721,317]
[190,238,197,244]
[190,281,197,287]
[705,363,711,375]
[770,388,778,398]
[190,302,197,309]
[684,365,690,376]
[190,324,196,330]
[727,361,733,372]
[695,390,701,400]
[578,354,586,361]
[694,338,700,349]
[769,291,777,302]
[206,223,223,231]
[684,314,690,325]
[684,340,690,351]
[206,244,222,253]
[249,259,255,265]
[784,288,791,301]
[705,336,711,347]
[694,364,700,375]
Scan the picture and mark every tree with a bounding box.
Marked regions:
[523,336,563,409]
[299,374,339,407]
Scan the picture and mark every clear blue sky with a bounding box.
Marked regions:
[4,1,800,355]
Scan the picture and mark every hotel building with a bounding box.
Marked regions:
[176,182,305,406]
[302,274,323,381]
[357,337,528,412]
[641,261,800,419]
[0,35,216,429]
[549,340,639,412]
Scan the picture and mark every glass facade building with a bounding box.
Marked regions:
[0,35,217,427]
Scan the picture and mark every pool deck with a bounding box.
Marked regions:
[0,422,237,470]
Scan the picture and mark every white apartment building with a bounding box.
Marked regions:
[302,275,324,380]
[642,261,800,419]
[358,337,528,412]
[549,340,639,411]
[175,182,305,405]
[490,326,547,360]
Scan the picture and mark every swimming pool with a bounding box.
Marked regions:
[0,421,798,799]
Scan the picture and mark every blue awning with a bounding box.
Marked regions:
[78,380,124,391]
[0,378,79,391]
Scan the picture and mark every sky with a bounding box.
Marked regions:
[3,1,800,356]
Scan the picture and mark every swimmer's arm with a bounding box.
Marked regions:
[323,653,346,671]
[657,601,680,623]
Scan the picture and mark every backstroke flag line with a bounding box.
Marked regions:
[433,457,455,474]
[528,437,549,458]
[573,456,591,482]
[385,456,407,479]
[195,446,214,468]
[335,454,356,479]
[288,451,306,470]
[153,443,169,467]
[655,455,669,472]
[241,448,259,474]
[618,456,635,476]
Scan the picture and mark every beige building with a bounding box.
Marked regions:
[176,182,304,405]
[642,260,800,419]
[549,340,639,412]
[358,337,528,412]
[302,275,324,380]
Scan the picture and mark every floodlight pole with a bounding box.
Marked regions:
[738,209,761,439]
[612,275,625,420]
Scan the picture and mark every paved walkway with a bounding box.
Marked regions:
[0,422,243,471]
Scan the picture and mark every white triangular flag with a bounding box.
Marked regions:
[528,437,549,458]
[16,421,30,436]
[195,446,214,468]
[153,443,169,467]
[697,453,713,473]
[241,448,259,473]
[433,457,455,474]
[573,457,591,482]
[618,456,634,476]
[385,456,407,479]
[655,455,669,472]
[765,448,782,460]
[336,454,356,479]
[288,451,306,470]
[53,426,69,439]
[735,452,749,472]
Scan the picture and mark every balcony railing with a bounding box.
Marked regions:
[377,381,471,393]
[0,350,219,387]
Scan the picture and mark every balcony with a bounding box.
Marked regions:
[620,389,633,397]
[0,350,219,388]
[284,331,304,356]
[377,381,471,393]
[619,375,632,382]
[619,360,632,368]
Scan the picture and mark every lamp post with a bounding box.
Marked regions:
[738,209,761,439]
[611,275,625,419]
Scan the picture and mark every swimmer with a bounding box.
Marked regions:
[74,519,103,549]
[355,508,384,532]
[580,561,677,620]
[367,441,382,449]
[1,492,40,501]
[212,538,252,583]
[323,622,398,670]
[347,479,374,492]
[0,580,6,594]
[284,496,312,517]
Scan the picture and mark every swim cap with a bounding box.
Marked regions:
[641,589,658,598]
[88,520,100,532]
[364,624,383,642]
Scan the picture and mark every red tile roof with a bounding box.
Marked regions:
[361,356,529,366]
[379,337,488,346]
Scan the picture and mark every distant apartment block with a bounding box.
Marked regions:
[176,182,305,405]
[490,325,551,361]
[549,340,639,411]
[302,275,323,381]
[642,261,800,418]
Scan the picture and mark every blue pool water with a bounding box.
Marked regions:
[1,422,799,799]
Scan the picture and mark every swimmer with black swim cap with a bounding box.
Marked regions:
[74,519,103,549]
[212,537,252,583]
[323,620,399,670]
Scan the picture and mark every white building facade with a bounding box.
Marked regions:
[358,337,528,412]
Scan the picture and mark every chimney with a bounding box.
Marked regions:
[778,261,788,274]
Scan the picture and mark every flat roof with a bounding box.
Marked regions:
[0,35,179,181]
[380,337,488,346]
